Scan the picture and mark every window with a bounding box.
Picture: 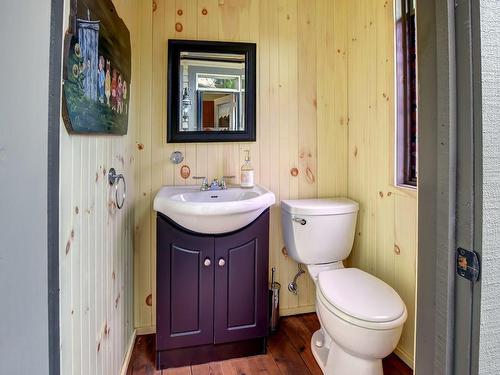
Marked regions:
[395,0,417,187]
[195,73,241,92]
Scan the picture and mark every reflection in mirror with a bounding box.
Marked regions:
[179,52,246,132]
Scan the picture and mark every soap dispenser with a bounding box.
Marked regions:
[240,150,254,188]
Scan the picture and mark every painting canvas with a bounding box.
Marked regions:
[62,0,131,135]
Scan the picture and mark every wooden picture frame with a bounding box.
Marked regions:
[167,40,257,143]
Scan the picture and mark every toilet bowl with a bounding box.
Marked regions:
[315,268,407,374]
[280,198,407,375]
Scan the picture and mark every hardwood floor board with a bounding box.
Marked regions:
[382,353,412,375]
[127,314,412,375]
[279,316,323,375]
[267,328,313,375]
[300,313,321,334]
[126,335,159,375]
[246,355,282,375]
[220,357,254,375]
[191,362,224,375]
[163,366,192,375]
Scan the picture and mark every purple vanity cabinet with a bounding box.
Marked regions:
[156,217,215,350]
[156,209,270,369]
[214,219,269,344]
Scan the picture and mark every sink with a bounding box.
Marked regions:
[153,185,276,234]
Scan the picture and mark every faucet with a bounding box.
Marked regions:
[193,176,235,191]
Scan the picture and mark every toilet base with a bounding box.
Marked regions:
[311,330,328,373]
[311,330,383,375]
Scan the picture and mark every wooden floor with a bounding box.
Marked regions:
[127,313,412,375]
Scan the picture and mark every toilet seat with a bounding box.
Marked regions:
[317,268,407,330]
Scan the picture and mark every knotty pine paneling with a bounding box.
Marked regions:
[58,1,139,374]
[346,0,417,368]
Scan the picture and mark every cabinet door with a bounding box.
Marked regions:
[214,210,269,344]
[156,216,215,350]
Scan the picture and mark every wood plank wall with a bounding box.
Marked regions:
[58,1,139,374]
[133,0,417,368]
[346,0,418,367]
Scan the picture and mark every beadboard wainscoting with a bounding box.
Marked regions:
[130,0,417,368]
[58,1,140,374]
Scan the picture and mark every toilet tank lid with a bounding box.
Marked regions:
[281,198,359,216]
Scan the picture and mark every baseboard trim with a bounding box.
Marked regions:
[394,346,414,370]
[120,329,137,375]
[280,305,316,316]
[136,325,156,335]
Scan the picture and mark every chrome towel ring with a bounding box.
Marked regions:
[108,168,126,209]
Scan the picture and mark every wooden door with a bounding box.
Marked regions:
[213,211,269,344]
[156,215,215,350]
[202,101,214,129]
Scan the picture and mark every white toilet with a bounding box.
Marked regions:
[281,198,407,375]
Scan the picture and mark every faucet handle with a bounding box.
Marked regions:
[193,176,209,190]
[220,175,235,189]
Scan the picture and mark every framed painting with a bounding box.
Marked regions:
[62,0,131,135]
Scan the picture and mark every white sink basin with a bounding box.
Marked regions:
[153,185,276,234]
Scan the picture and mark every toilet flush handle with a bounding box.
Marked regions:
[292,216,307,225]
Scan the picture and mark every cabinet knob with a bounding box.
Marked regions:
[203,258,211,267]
[218,258,226,267]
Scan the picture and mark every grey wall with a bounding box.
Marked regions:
[0,0,52,374]
[478,1,500,374]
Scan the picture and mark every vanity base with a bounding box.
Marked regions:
[156,337,267,370]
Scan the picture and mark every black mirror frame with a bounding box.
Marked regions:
[167,39,257,143]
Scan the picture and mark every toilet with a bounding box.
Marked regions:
[281,198,407,375]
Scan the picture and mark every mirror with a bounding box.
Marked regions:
[167,40,256,143]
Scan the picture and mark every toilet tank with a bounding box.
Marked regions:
[281,198,359,265]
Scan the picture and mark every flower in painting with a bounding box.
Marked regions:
[74,43,81,58]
